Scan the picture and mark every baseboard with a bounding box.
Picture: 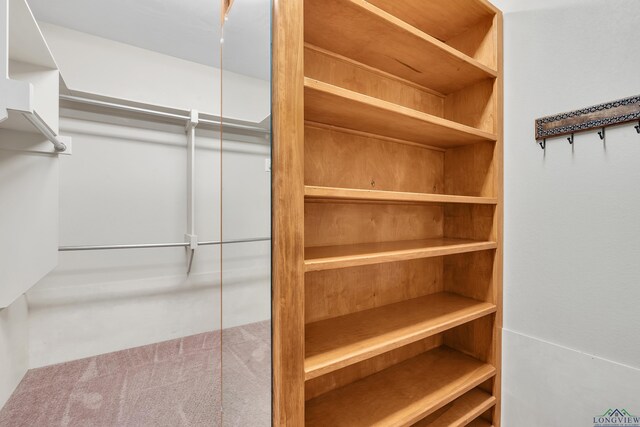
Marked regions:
[502,328,640,427]
[26,266,270,368]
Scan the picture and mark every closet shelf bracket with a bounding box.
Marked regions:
[21,110,68,152]
[185,109,199,275]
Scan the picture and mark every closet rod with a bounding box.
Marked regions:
[59,95,270,134]
[59,237,270,252]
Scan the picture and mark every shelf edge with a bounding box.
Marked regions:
[304,240,498,272]
[305,186,499,205]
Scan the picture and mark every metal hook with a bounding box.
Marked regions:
[567,133,574,145]
[538,139,546,150]
[598,127,606,140]
[635,121,640,134]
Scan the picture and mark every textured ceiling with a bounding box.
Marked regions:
[26,0,270,81]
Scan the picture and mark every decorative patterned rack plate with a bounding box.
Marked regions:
[535,95,640,141]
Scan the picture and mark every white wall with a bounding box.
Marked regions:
[0,0,62,309]
[500,0,640,425]
[26,111,271,368]
[39,23,270,125]
[0,149,58,308]
[0,296,28,409]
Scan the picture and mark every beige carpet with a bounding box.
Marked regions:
[0,321,271,427]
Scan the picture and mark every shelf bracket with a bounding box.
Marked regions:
[1,80,71,154]
[21,110,67,152]
[185,109,199,275]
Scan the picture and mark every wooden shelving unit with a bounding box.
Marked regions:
[273,0,502,425]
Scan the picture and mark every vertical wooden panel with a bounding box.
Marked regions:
[272,0,305,424]
[443,315,495,364]
[444,251,495,303]
[446,18,497,70]
[305,336,442,401]
[444,141,496,198]
[304,126,445,194]
[444,79,496,133]
[305,202,443,247]
[305,258,443,323]
[444,204,495,241]
[492,10,504,427]
[304,46,445,116]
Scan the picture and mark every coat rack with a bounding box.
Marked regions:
[535,95,640,149]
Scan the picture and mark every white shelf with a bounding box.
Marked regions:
[0,0,71,155]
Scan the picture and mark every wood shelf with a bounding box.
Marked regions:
[305,186,498,205]
[304,0,497,95]
[305,78,497,149]
[305,292,496,380]
[468,420,493,427]
[365,0,497,43]
[413,388,496,427]
[305,238,497,272]
[305,347,496,427]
